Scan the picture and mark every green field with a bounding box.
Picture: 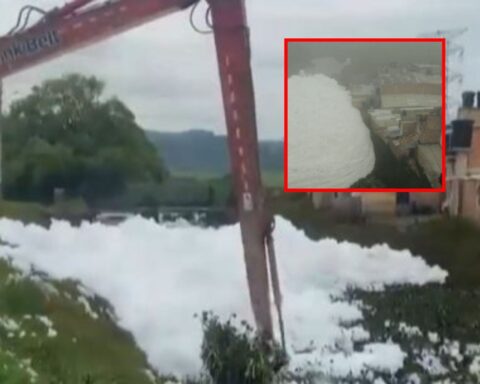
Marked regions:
[171,170,283,188]
[170,170,225,180]
[0,201,50,224]
[262,171,284,188]
[0,199,90,225]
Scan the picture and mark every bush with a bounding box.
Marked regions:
[199,311,287,384]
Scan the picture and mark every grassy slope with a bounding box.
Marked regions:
[0,258,161,384]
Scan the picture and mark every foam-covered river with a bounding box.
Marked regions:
[0,216,446,378]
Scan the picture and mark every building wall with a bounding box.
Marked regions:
[410,192,442,210]
[381,94,441,109]
[397,107,435,120]
[466,127,480,171]
[381,83,442,95]
[311,193,362,219]
[458,109,480,171]
[380,83,441,109]
[449,107,480,223]
[459,180,480,222]
[417,144,442,187]
[311,192,335,209]
[360,193,396,216]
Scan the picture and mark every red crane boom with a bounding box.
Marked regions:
[0,0,283,342]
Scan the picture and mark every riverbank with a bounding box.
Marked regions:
[0,199,91,226]
[270,193,480,288]
[2,194,480,381]
[270,193,480,381]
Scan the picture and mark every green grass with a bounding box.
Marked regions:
[0,201,49,224]
[0,198,90,225]
[171,170,284,188]
[48,198,90,219]
[262,171,283,188]
[343,285,480,383]
[0,347,34,384]
[0,259,162,383]
[170,170,224,181]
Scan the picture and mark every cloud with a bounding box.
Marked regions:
[1,0,479,139]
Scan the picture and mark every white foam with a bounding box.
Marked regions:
[288,73,375,188]
[0,216,446,377]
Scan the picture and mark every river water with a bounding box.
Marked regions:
[0,215,446,379]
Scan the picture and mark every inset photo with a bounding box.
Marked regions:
[284,38,446,191]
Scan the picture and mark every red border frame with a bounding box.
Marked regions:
[283,37,447,193]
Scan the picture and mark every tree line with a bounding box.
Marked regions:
[2,74,166,204]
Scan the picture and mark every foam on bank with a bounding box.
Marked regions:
[288,73,375,188]
[0,216,446,377]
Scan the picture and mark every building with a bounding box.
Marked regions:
[378,63,441,85]
[418,107,442,144]
[350,84,376,109]
[368,109,401,135]
[311,192,437,220]
[379,83,442,109]
[409,192,443,212]
[417,144,442,187]
[357,192,396,217]
[446,91,480,222]
[377,63,441,110]
[311,192,362,218]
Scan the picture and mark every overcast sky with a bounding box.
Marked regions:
[1,0,479,139]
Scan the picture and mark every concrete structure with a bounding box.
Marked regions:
[311,190,443,223]
[368,104,441,184]
[311,192,362,220]
[417,144,442,187]
[410,192,443,212]
[357,192,396,217]
[311,192,335,209]
[380,83,442,109]
[369,109,401,134]
[377,63,442,110]
[312,192,398,219]
[446,93,480,222]
[418,108,442,144]
[350,84,376,109]
[386,125,402,139]
[378,63,442,85]
[399,106,437,120]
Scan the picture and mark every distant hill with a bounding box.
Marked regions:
[145,129,283,175]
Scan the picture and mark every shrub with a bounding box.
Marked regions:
[199,311,287,384]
